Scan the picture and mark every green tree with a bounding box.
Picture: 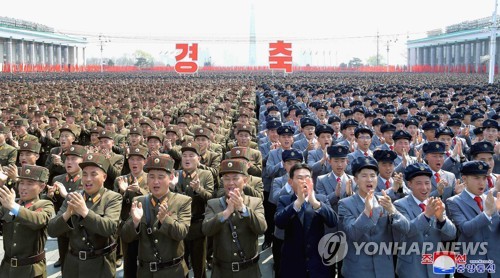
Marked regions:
[133,50,154,67]
[348,57,363,67]
[366,55,386,66]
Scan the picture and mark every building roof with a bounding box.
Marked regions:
[0,25,87,46]
[407,28,497,48]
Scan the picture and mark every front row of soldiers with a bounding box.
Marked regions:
[0,150,266,278]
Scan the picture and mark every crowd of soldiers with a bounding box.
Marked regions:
[0,71,498,278]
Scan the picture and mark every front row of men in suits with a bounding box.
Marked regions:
[271,141,500,278]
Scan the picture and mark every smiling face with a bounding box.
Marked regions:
[378,161,394,180]
[236,131,251,147]
[147,169,172,198]
[278,134,294,149]
[407,175,432,202]
[81,166,106,195]
[18,179,45,202]
[354,168,378,197]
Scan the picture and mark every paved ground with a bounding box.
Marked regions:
[0,235,275,278]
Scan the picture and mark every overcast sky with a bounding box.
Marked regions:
[1,0,496,66]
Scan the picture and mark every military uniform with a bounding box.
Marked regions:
[47,153,122,278]
[0,165,55,278]
[202,160,267,278]
[0,142,17,166]
[224,147,263,177]
[173,142,214,278]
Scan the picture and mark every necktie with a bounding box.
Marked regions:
[389,145,394,151]
[334,133,338,139]
[452,138,456,146]
[336,177,341,185]
[473,196,483,212]
[487,176,494,189]
[446,151,451,157]
[418,203,426,212]
[385,180,390,189]
[435,173,440,183]
[364,152,369,157]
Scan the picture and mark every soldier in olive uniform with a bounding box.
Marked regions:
[0,126,17,166]
[173,141,214,278]
[202,159,267,277]
[12,119,39,144]
[217,147,264,199]
[194,127,222,193]
[97,131,125,190]
[44,124,80,182]
[224,146,263,178]
[46,144,86,271]
[48,153,122,278]
[0,165,55,278]
[121,155,192,278]
[114,146,149,278]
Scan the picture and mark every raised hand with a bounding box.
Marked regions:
[157,202,169,224]
[484,191,497,217]
[54,181,68,198]
[67,192,89,218]
[345,179,353,196]
[169,172,179,190]
[131,201,144,228]
[364,190,374,217]
[0,185,16,210]
[4,164,18,181]
[379,190,396,214]
[190,178,201,193]
[392,172,403,191]
[433,198,446,222]
[116,176,128,193]
[436,180,448,196]
[454,179,465,195]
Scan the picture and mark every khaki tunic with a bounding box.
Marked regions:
[0,143,17,166]
[47,187,122,278]
[0,199,55,278]
[120,191,192,278]
[202,195,267,278]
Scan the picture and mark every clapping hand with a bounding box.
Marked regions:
[131,201,144,228]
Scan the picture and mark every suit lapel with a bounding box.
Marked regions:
[460,191,481,215]
[407,194,423,219]
[354,194,365,216]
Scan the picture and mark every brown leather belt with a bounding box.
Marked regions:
[139,256,183,272]
[3,251,46,267]
[69,243,117,261]
[213,254,260,272]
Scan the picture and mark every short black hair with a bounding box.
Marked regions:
[289,163,312,179]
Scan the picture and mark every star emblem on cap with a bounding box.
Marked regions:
[102,131,106,135]
[70,147,75,151]
[154,158,160,164]
[242,125,247,129]
[291,152,295,156]
[387,153,390,157]
[479,164,483,170]
[133,128,137,131]
[420,166,425,171]
[23,142,28,147]
[87,155,93,160]
[484,144,488,148]
[135,148,139,152]
[199,129,203,133]
[187,143,192,147]
[235,150,241,155]
[227,162,233,168]
[338,148,342,152]
[436,144,439,148]
[365,158,371,164]
[25,169,30,175]
[285,128,289,132]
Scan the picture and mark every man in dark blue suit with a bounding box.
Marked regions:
[275,163,337,278]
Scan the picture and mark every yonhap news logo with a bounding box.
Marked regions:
[318,231,348,265]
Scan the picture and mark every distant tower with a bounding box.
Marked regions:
[249,1,256,66]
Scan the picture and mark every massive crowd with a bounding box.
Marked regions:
[0,71,498,278]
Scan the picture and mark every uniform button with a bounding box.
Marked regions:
[233,240,236,243]
[233,226,237,229]
[153,227,157,231]
[82,237,86,241]
[12,243,16,247]
[154,239,158,243]
[233,253,237,256]
[232,213,236,217]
